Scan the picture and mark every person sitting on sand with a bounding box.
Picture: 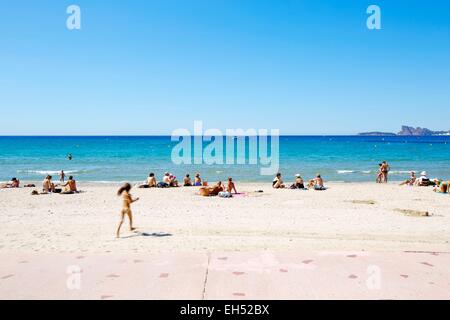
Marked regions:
[272,173,285,189]
[400,171,416,186]
[194,173,202,186]
[184,174,192,186]
[162,172,170,184]
[138,173,157,188]
[290,174,305,189]
[414,171,431,186]
[11,177,20,188]
[61,176,78,194]
[42,175,55,193]
[147,173,156,187]
[169,174,179,187]
[308,174,326,190]
[116,183,139,238]
[227,177,237,194]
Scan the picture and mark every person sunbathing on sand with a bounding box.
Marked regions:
[0,177,20,188]
[400,171,416,186]
[116,183,139,238]
[147,173,156,187]
[227,177,237,194]
[290,174,305,189]
[414,171,431,186]
[42,175,55,193]
[272,173,285,189]
[199,181,223,196]
[138,173,157,188]
[308,174,326,190]
[61,176,78,194]
[184,174,192,186]
[169,174,179,187]
[434,181,449,194]
[194,173,202,186]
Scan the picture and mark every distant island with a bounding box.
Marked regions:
[359,126,450,136]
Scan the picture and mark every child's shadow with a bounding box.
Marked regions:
[121,231,173,239]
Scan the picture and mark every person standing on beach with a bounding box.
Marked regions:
[116,183,139,238]
[380,161,390,183]
[59,170,65,183]
[376,164,383,183]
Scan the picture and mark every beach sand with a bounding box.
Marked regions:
[0,182,449,299]
[1,182,449,253]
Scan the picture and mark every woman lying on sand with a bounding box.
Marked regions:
[0,177,20,188]
[116,183,139,238]
[308,174,326,190]
[400,171,416,186]
[272,173,285,189]
[199,181,224,196]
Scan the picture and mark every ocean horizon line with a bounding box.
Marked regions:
[0,134,441,137]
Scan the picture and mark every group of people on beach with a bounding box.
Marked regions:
[139,172,204,188]
[398,170,449,193]
[272,173,326,190]
[116,173,238,237]
[137,171,238,196]
[41,174,78,194]
[376,161,390,183]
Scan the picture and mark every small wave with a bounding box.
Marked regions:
[389,170,415,175]
[337,170,374,174]
[337,170,356,174]
[17,169,83,175]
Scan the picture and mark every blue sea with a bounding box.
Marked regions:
[1,136,449,183]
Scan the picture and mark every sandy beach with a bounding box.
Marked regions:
[1,182,449,253]
[1,182,449,299]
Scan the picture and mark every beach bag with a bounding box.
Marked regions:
[218,191,232,198]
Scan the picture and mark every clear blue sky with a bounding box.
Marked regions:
[0,0,449,135]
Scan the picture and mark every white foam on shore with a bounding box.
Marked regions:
[17,170,83,175]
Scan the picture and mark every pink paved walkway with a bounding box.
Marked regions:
[0,250,449,299]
